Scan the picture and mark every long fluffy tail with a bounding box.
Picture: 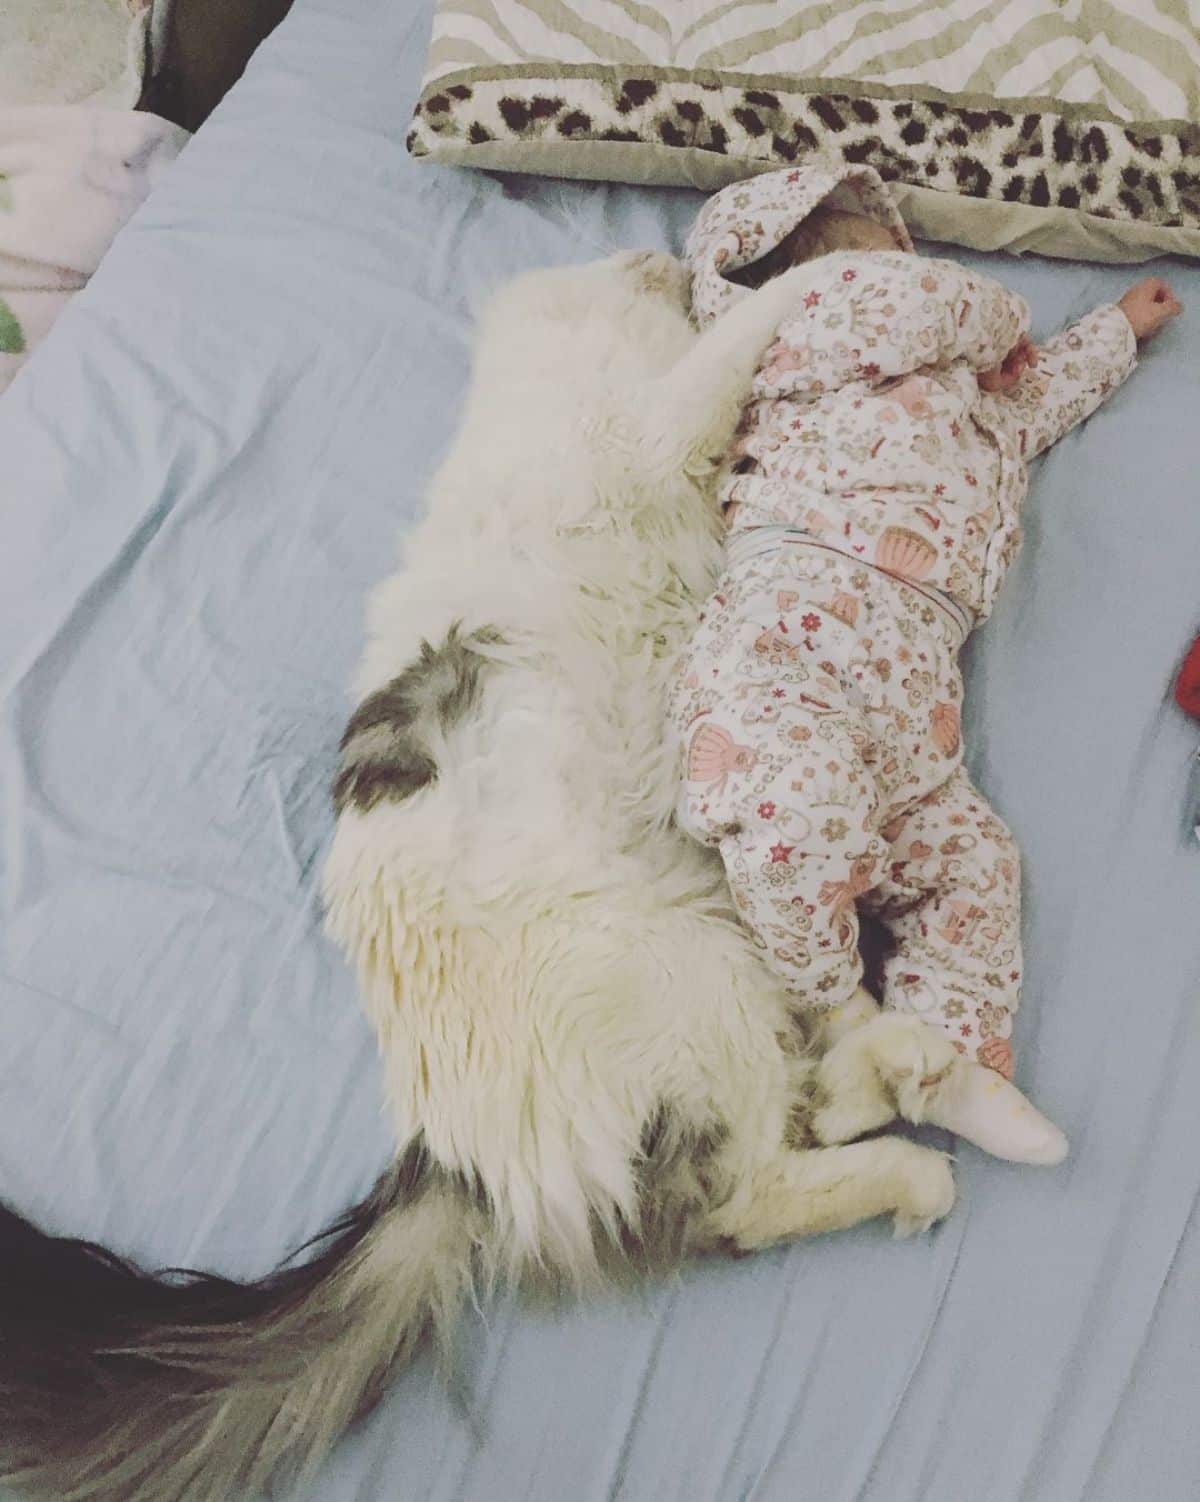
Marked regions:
[0,1141,481,1502]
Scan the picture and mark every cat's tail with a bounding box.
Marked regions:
[0,1140,483,1502]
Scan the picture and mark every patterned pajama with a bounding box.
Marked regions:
[670,538,1022,1075]
[671,165,1140,1077]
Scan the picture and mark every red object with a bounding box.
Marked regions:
[1176,634,1200,719]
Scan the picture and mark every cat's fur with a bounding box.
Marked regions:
[0,252,961,1502]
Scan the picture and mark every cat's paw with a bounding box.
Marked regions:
[892,1146,956,1238]
[858,1013,961,1125]
[812,1013,960,1145]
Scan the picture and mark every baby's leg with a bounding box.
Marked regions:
[866,766,1022,1067]
[671,568,894,1014]
[862,767,1067,1164]
[677,700,887,1018]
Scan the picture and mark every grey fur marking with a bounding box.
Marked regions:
[333,624,505,815]
[620,1104,732,1272]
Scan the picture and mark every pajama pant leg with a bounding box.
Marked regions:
[678,704,888,1014]
[861,765,1022,1078]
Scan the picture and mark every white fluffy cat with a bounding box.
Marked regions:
[326,250,962,1279]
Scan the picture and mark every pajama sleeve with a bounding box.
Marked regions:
[771,255,1030,397]
[983,304,1138,460]
[929,261,1032,373]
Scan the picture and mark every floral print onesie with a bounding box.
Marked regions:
[671,163,1138,1076]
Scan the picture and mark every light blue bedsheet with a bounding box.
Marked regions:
[3,2,1200,1498]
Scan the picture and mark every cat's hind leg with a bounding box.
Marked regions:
[703,1135,956,1249]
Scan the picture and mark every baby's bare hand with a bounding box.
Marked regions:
[978,335,1039,394]
[1118,277,1182,342]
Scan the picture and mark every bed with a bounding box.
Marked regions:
[2,0,1200,1498]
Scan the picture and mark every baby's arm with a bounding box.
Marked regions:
[983,278,1180,459]
[745,256,1031,399]
[930,261,1032,373]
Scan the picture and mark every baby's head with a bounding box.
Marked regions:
[687,164,915,325]
[731,205,911,290]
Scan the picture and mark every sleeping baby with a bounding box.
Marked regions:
[669,162,1180,1163]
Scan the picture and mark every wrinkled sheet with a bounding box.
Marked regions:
[2,1,1199,1498]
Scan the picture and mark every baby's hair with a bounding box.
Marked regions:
[793,207,899,259]
[730,205,902,289]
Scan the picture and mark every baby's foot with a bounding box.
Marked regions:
[923,1058,1068,1166]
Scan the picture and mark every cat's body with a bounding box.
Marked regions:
[0,253,959,1502]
